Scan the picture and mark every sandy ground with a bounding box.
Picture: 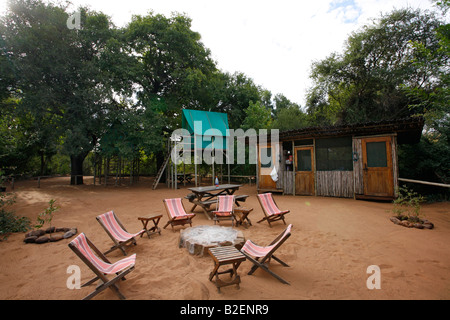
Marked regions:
[0,176,449,301]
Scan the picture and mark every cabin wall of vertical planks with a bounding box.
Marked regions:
[265,135,399,198]
[257,118,423,199]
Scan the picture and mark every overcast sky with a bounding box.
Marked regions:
[0,0,440,106]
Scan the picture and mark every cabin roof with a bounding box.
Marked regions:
[278,117,424,144]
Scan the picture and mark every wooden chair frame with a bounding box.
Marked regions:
[233,207,253,228]
[213,195,236,227]
[68,233,136,300]
[163,198,195,231]
[96,211,145,256]
[257,193,290,227]
[241,224,293,285]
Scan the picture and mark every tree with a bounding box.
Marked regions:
[212,72,267,129]
[0,101,38,175]
[124,12,218,173]
[272,105,309,131]
[397,1,449,191]
[1,0,121,184]
[306,8,444,125]
[242,100,272,131]
[403,1,449,129]
[270,93,308,130]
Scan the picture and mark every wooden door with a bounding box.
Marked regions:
[294,146,314,195]
[361,137,394,198]
[258,145,277,190]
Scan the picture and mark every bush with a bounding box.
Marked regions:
[0,193,31,241]
[391,185,426,223]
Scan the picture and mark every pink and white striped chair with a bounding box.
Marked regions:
[212,195,235,226]
[96,211,145,256]
[68,232,136,300]
[257,193,290,227]
[241,224,293,285]
[162,198,195,231]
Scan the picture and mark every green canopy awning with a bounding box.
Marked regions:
[181,109,229,150]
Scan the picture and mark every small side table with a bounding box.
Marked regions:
[208,246,246,292]
[138,214,162,238]
[233,207,253,228]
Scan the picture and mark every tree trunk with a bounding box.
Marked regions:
[70,154,86,185]
[40,152,46,176]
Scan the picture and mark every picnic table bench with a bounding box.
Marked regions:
[186,194,249,206]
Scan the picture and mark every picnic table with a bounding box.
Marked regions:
[186,184,248,219]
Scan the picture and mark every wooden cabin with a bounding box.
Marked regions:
[257,118,424,200]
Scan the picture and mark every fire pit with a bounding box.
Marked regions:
[178,225,245,256]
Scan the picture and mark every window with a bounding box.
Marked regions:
[260,147,272,168]
[316,137,353,171]
[297,149,312,171]
[366,141,387,167]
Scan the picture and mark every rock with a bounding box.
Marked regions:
[35,236,50,244]
[49,234,64,242]
[24,236,38,243]
[24,227,78,244]
[390,217,401,225]
[25,229,45,237]
[45,226,56,233]
[401,220,412,228]
[423,222,434,229]
[391,216,434,230]
[63,228,77,239]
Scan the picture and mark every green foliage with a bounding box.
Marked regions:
[242,100,272,131]
[1,0,126,184]
[0,0,280,179]
[35,199,59,230]
[398,118,450,199]
[0,192,31,241]
[126,12,216,113]
[402,10,449,129]
[306,8,444,125]
[272,105,308,131]
[211,72,266,129]
[391,186,426,223]
[305,7,449,197]
[1,1,447,184]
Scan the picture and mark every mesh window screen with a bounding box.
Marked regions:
[261,147,272,168]
[316,137,353,171]
[366,141,387,167]
[296,149,312,171]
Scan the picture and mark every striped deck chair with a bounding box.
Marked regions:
[68,233,136,300]
[241,224,293,285]
[212,195,235,226]
[257,193,290,227]
[163,198,195,231]
[96,211,145,256]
